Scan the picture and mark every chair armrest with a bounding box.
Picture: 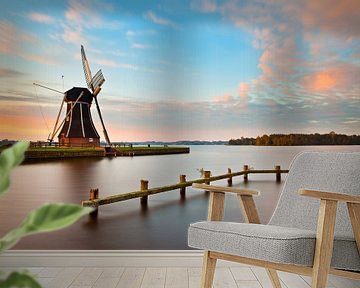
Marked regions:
[299,189,360,204]
[193,183,261,223]
[192,183,260,196]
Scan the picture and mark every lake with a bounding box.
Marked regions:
[1,145,359,249]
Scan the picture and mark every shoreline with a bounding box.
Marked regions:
[23,146,190,161]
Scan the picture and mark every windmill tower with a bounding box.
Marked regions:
[41,45,111,147]
[57,87,101,147]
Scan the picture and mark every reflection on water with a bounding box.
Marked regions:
[1,145,359,249]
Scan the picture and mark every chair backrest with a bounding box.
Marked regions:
[269,152,360,238]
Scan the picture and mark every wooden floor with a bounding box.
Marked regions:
[1,266,360,288]
[1,251,359,288]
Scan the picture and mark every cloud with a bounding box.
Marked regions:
[132,43,150,49]
[238,82,249,98]
[61,26,86,44]
[126,29,157,38]
[303,0,360,39]
[191,0,217,13]
[93,58,139,70]
[301,64,360,95]
[28,12,55,23]
[65,0,120,30]
[0,21,37,54]
[56,0,121,46]
[303,71,337,92]
[126,30,136,37]
[196,0,360,110]
[0,68,26,78]
[343,117,360,125]
[0,21,58,65]
[22,53,58,65]
[213,93,234,104]
[145,11,179,29]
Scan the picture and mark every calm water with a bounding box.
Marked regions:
[1,145,359,249]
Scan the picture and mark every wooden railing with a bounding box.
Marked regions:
[82,165,289,213]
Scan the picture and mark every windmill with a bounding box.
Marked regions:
[80,45,111,146]
[34,45,111,147]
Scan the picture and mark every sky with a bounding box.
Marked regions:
[0,0,359,142]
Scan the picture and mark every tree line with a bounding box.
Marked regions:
[228,132,360,146]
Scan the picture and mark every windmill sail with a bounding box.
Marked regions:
[80,45,111,147]
[81,45,93,91]
[91,69,105,91]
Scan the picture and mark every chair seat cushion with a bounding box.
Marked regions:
[188,221,360,272]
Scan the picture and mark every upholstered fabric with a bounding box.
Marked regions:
[188,152,360,271]
[188,221,360,271]
[269,152,360,237]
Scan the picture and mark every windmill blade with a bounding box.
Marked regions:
[94,96,111,146]
[81,45,93,91]
[91,69,105,91]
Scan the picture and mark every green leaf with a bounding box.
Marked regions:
[0,142,29,197]
[0,271,41,288]
[0,203,92,252]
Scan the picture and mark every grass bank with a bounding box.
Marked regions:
[18,146,189,160]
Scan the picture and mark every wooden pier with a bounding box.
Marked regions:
[82,165,289,211]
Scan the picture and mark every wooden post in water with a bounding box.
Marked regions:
[243,165,249,183]
[140,180,149,206]
[180,174,186,197]
[227,168,232,186]
[275,165,281,182]
[204,170,211,185]
[89,188,99,217]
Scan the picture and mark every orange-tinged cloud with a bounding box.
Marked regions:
[213,93,234,103]
[238,82,249,98]
[303,70,339,92]
[311,72,337,91]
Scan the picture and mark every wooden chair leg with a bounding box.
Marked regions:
[347,202,360,254]
[201,251,217,288]
[312,200,337,288]
[238,195,282,287]
[266,269,282,288]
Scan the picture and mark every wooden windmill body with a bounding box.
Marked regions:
[58,87,100,147]
[40,45,111,148]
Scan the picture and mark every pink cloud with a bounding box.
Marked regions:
[238,83,249,98]
[0,21,14,53]
[303,0,360,39]
[303,71,337,92]
[61,27,85,44]
[64,0,119,30]
[0,21,36,54]
[28,12,55,23]
[213,93,234,104]
[196,0,360,109]
[301,65,359,94]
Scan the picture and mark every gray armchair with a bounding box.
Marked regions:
[188,152,360,288]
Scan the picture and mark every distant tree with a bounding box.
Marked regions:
[228,132,360,146]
